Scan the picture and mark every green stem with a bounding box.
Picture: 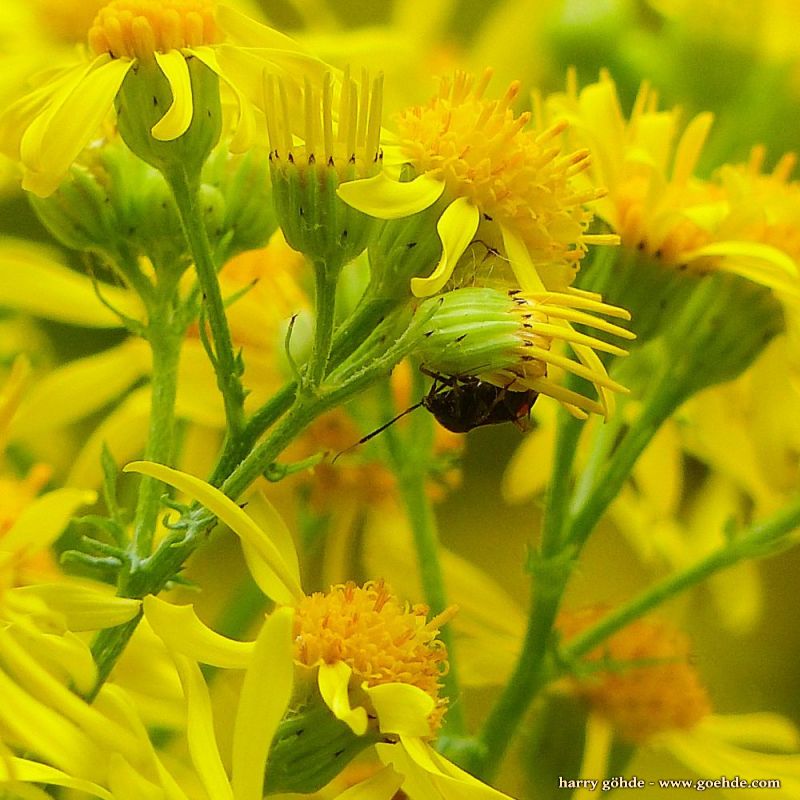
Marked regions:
[207,382,297,488]
[167,167,246,436]
[89,305,428,695]
[378,371,465,735]
[308,262,338,387]
[130,312,182,560]
[540,410,583,552]
[397,467,466,736]
[567,368,683,548]
[471,566,570,779]
[560,495,800,665]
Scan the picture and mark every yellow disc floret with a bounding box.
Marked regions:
[395,70,603,270]
[88,0,219,60]
[293,581,451,728]
[559,607,711,743]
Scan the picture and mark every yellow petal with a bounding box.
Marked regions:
[318,661,368,736]
[411,198,479,297]
[337,172,445,219]
[19,630,98,696]
[0,239,141,326]
[7,758,113,800]
[240,491,303,606]
[123,462,304,602]
[217,5,318,50]
[11,584,141,631]
[500,225,547,292]
[191,47,255,153]
[501,411,557,503]
[672,112,714,185]
[143,595,253,668]
[364,683,433,736]
[233,607,294,800]
[152,51,193,140]
[683,241,800,297]
[13,339,151,437]
[376,738,516,799]
[0,355,30,444]
[331,765,403,800]
[21,57,132,197]
[107,754,164,800]
[174,654,234,800]
[0,627,141,764]
[2,488,96,557]
[97,685,190,800]
[703,713,800,752]
[0,666,104,777]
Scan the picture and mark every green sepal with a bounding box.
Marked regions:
[270,155,379,277]
[263,702,380,795]
[116,55,221,183]
[411,287,524,376]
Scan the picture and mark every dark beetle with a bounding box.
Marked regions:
[421,372,538,433]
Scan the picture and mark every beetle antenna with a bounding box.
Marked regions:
[332,402,424,464]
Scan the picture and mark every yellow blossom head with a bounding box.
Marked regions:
[559,607,711,743]
[294,580,451,731]
[338,69,617,300]
[0,1,329,195]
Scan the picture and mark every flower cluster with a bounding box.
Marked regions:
[0,1,799,799]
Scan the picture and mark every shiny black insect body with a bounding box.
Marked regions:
[333,372,536,462]
[421,373,538,433]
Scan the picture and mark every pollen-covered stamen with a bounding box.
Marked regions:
[292,580,451,730]
[559,607,712,743]
[88,0,219,60]
[265,68,384,181]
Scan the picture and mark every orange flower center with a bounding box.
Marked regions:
[293,580,452,728]
[88,0,219,59]
[559,607,711,743]
[395,70,602,269]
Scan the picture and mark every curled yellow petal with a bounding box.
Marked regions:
[123,461,304,602]
[337,171,445,219]
[143,595,253,668]
[411,198,480,297]
[364,683,433,737]
[318,661,368,736]
[152,51,194,140]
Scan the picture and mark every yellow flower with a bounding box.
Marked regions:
[362,518,800,796]
[541,70,800,301]
[0,0,326,196]
[0,233,306,487]
[126,460,516,799]
[339,69,617,298]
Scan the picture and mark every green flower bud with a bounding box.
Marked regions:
[265,70,383,275]
[202,147,276,262]
[412,286,634,418]
[30,136,274,283]
[116,55,221,182]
